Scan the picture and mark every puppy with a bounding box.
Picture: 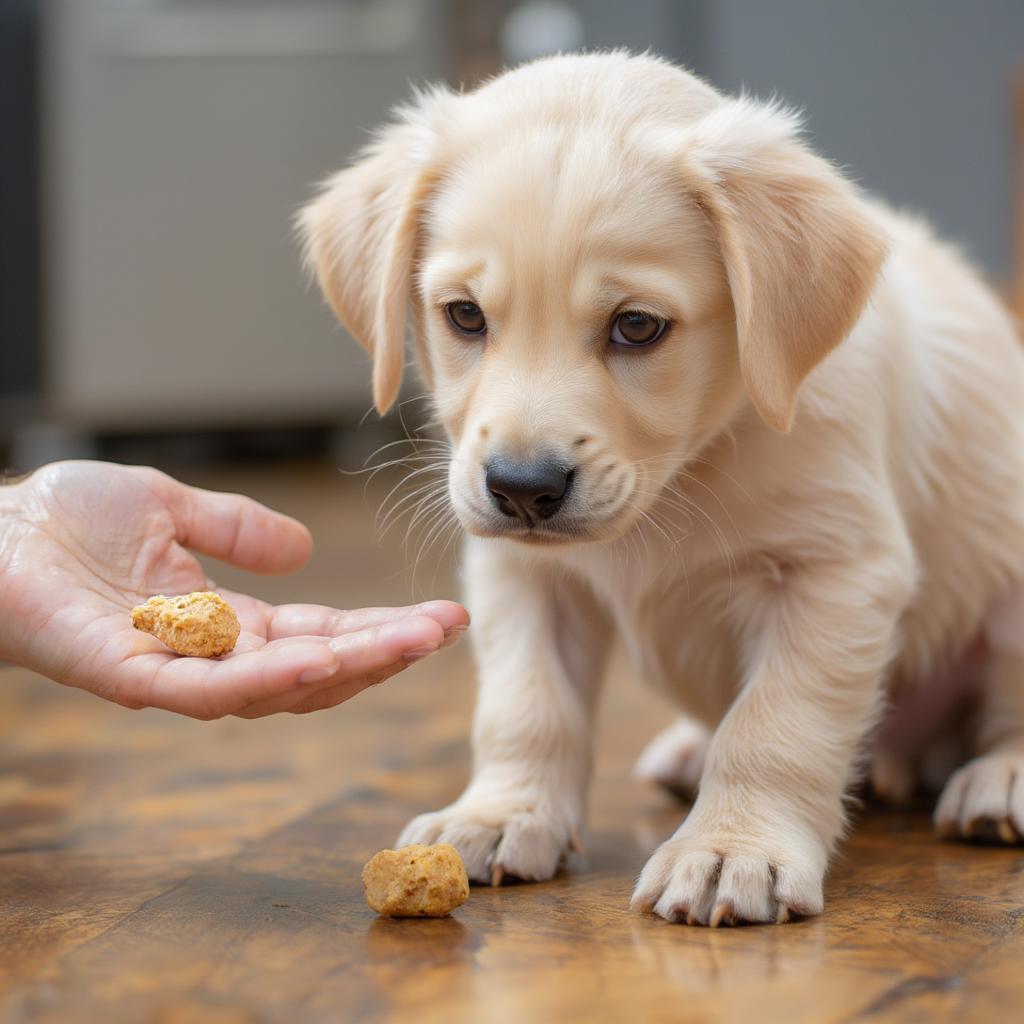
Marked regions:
[300,52,1024,925]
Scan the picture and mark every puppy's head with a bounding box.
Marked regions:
[300,53,887,545]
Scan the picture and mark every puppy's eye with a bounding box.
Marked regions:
[610,311,668,347]
[446,301,487,335]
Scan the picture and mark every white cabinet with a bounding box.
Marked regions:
[41,0,448,430]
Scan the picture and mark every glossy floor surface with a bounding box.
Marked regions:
[2,462,1022,1023]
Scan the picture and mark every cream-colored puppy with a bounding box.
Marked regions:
[301,52,1024,925]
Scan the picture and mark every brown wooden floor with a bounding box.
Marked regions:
[2,461,1024,1023]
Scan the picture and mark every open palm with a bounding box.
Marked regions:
[0,462,466,718]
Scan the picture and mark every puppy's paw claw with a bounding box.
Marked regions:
[934,753,1024,845]
[709,901,736,928]
[569,828,585,855]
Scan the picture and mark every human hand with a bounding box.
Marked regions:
[0,461,467,718]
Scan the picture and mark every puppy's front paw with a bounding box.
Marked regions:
[397,798,579,885]
[934,752,1024,844]
[631,824,825,926]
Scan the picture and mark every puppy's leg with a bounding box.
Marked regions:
[633,549,914,925]
[633,716,710,800]
[398,539,612,884]
[935,582,1024,843]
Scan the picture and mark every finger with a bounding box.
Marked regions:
[233,615,445,718]
[287,658,411,714]
[262,599,469,642]
[235,658,410,718]
[133,615,445,719]
[130,638,339,719]
[170,481,313,574]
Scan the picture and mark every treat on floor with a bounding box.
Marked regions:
[362,843,470,918]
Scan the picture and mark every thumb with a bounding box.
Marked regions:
[170,480,313,574]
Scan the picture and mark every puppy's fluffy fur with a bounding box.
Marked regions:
[301,52,1024,925]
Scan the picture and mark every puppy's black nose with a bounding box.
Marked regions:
[485,457,573,521]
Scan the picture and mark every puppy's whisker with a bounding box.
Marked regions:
[402,501,449,566]
[386,476,448,531]
[356,459,448,504]
[378,481,449,541]
[687,453,756,506]
[356,435,450,468]
[674,470,744,548]
[628,500,684,553]
[628,488,697,529]
[409,504,460,598]
[428,512,464,595]
[374,462,448,523]
[375,473,448,539]
[405,492,453,540]
[655,478,738,604]
[623,486,696,599]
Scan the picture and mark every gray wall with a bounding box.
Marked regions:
[707,0,1023,281]
[42,0,449,431]
[577,0,1024,281]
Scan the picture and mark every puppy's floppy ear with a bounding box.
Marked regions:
[297,91,449,414]
[680,100,889,432]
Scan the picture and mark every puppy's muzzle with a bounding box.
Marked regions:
[484,456,575,523]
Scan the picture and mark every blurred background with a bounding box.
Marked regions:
[3,6,1024,1014]
[1,0,1022,538]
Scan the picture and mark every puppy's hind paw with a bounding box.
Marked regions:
[934,753,1024,844]
[633,717,710,800]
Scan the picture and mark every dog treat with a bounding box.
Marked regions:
[131,592,241,658]
[362,843,470,918]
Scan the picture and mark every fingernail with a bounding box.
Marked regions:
[299,665,336,685]
[403,643,440,664]
[441,624,468,648]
